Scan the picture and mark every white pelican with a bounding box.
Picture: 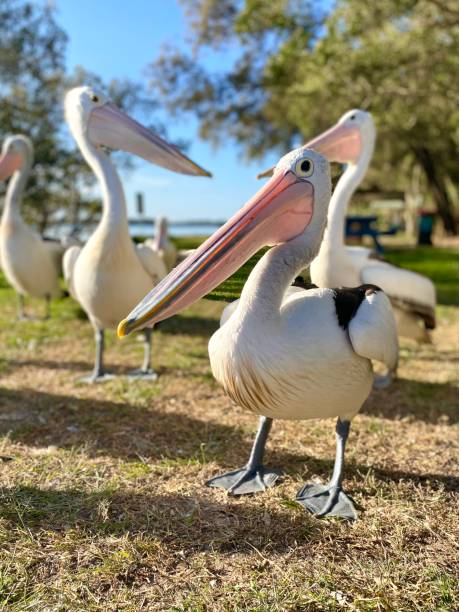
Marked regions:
[63,86,211,382]
[118,148,398,520]
[259,110,437,342]
[0,135,62,318]
[145,216,177,271]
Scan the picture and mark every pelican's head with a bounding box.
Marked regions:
[64,86,211,176]
[306,109,375,165]
[118,147,331,337]
[0,134,33,181]
[257,109,375,179]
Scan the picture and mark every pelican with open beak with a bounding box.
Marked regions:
[63,86,210,383]
[118,147,398,520]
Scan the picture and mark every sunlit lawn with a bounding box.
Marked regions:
[0,242,458,610]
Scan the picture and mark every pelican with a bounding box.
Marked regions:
[145,216,177,271]
[0,135,62,318]
[63,86,211,382]
[118,148,398,520]
[259,110,436,342]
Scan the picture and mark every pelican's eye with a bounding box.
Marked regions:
[350,114,356,120]
[90,94,99,103]
[295,158,314,177]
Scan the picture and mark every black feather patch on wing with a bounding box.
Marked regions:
[292,276,319,290]
[333,284,381,329]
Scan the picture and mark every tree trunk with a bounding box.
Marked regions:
[413,146,458,235]
[39,205,49,236]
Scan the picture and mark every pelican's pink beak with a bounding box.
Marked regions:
[257,122,361,179]
[88,103,211,177]
[304,122,361,165]
[118,169,314,337]
[0,151,22,181]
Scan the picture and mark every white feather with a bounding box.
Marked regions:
[136,244,167,284]
[348,290,398,372]
[63,245,81,300]
[360,260,436,311]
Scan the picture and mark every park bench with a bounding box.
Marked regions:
[345,214,399,253]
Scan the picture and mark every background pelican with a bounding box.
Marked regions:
[63,86,211,382]
[0,135,62,319]
[119,148,398,520]
[145,216,177,271]
[260,110,436,342]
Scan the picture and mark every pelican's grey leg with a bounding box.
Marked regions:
[373,365,397,390]
[43,295,51,320]
[17,294,27,320]
[207,416,282,495]
[79,327,114,383]
[127,328,158,380]
[296,418,357,521]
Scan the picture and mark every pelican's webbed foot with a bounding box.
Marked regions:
[296,418,357,520]
[206,416,281,495]
[78,372,115,384]
[206,465,282,495]
[296,483,357,520]
[126,368,158,381]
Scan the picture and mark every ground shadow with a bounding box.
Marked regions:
[1,387,456,498]
[0,485,326,554]
[266,451,459,494]
[362,377,459,424]
[4,358,171,377]
[6,358,94,373]
[0,386,249,462]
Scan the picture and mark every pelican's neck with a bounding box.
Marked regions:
[2,155,32,224]
[238,214,327,320]
[323,136,374,252]
[154,220,167,250]
[76,130,129,240]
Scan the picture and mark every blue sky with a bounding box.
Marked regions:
[54,0,283,222]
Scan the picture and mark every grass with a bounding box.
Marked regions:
[174,237,459,304]
[0,242,458,610]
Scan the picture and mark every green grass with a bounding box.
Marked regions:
[174,236,459,305]
[384,246,459,305]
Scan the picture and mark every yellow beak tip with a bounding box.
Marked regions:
[117,319,129,339]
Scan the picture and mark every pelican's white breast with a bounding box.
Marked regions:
[209,287,373,422]
[72,229,156,329]
[0,218,60,298]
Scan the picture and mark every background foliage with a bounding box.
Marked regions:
[150,0,459,234]
[0,0,161,233]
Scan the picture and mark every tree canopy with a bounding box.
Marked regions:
[0,0,161,233]
[150,0,459,234]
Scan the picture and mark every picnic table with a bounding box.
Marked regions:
[345,215,399,253]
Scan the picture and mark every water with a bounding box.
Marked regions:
[48,220,223,242]
[128,221,222,238]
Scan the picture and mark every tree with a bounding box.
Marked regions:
[149,0,459,234]
[0,0,162,234]
[0,0,72,232]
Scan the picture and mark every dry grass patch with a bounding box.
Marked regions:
[0,275,458,610]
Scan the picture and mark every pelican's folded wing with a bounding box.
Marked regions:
[63,245,81,300]
[348,288,399,372]
[44,240,65,274]
[136,244,167,284]
[360,262,436,329]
